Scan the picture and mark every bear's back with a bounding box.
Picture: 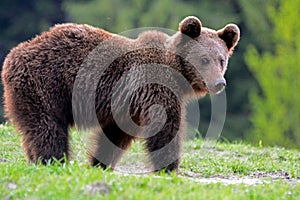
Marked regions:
[2,23,113,83]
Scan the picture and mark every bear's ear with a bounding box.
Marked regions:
[218,24,240,52]
[179,16,202,39]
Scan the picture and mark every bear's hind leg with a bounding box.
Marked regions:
[21,119,70,164]
[88,124,134,170]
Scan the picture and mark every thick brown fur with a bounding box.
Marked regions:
[2,16,239,172]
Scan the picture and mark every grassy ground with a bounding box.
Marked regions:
[0,123,299,200]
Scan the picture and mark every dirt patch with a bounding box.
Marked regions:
[182,170,263,185]
[6,182,17,190]
[83,181,111,196]
[181,170,300,185]
[249,170,300,184]
[116,169,300,186]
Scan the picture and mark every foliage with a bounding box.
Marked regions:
[1,124,300,199]
[0,0,67,61]
[246,0,300,148]
[63,0,241,32]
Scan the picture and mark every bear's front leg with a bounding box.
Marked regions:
[144,106,183,173]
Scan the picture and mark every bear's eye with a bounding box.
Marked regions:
[201,57,210,66]
[220,59,225,69]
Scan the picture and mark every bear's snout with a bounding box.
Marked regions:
[208,78,226,94]
[215,78,226,90]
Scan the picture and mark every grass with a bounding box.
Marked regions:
[0,123,300,200]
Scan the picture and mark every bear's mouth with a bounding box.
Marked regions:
[191,81,209,95]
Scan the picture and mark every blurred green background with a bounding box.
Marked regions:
[0,0,299,148]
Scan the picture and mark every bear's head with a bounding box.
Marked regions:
[167,16,240,96]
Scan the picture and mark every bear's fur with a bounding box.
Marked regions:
[2,16,239,172]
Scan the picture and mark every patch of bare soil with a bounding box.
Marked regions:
[83,181,111,196]
[250,170,300,183]
[182,170,300,185]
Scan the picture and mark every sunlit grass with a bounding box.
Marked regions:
[0,124,299,199]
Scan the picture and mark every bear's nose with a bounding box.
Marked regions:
[214,79,226,92]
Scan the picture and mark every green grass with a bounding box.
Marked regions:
[0,123,299,200]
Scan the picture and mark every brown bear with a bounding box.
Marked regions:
[1,16,239,172]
